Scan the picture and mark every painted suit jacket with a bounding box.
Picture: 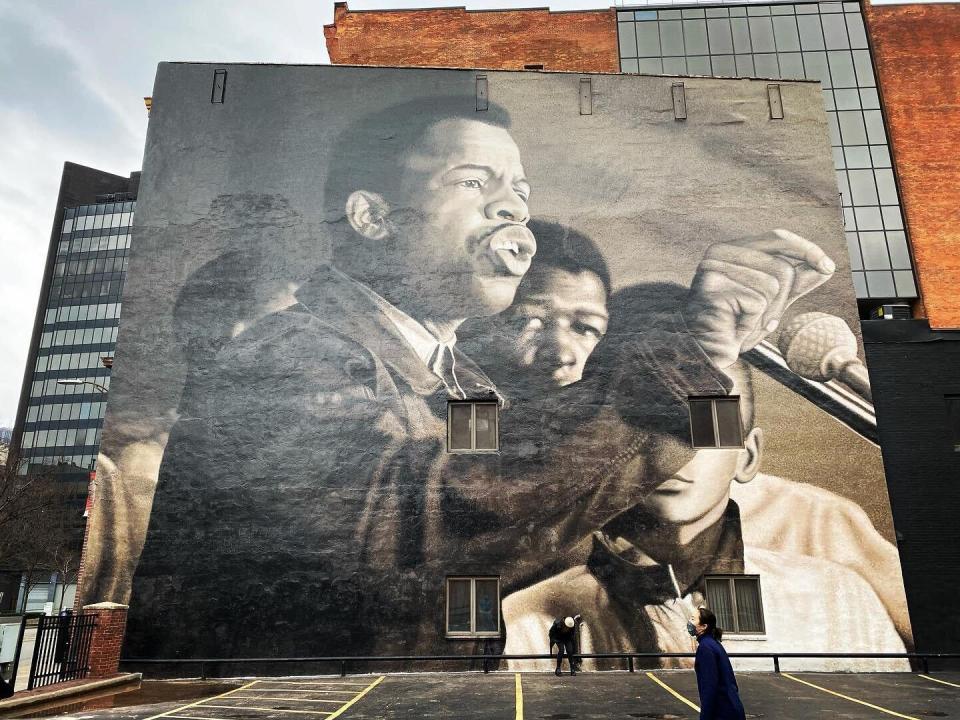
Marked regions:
[125,265,500,659]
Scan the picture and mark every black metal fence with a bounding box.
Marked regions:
[122,651,960,680]
[28,612,97,690]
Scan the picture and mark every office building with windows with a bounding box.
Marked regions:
[10,164,137,476]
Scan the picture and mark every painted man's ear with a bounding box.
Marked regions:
[345,190,390,240]
[733,427,764,485]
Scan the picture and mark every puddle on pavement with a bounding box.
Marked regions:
[9,680,238,718]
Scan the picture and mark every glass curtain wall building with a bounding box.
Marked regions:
[617,1,917,301]
[10,163,139,477]
[17,201,133,473]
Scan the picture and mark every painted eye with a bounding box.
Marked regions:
[458,179,484,189]
[574,322,602,340]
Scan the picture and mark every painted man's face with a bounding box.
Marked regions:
[505,268,609,389]
[393,119,536,318]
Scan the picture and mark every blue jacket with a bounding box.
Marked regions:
[694,634,746,720]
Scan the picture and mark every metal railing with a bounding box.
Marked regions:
[28,612,97,690]
[121,652,960,680]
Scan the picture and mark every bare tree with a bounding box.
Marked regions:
[0,455,86,612]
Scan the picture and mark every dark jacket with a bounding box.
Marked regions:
[694,634,746,720]
[548,619,578,648]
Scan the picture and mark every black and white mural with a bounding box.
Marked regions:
[81,65,911,671]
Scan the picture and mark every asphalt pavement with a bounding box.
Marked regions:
[6,671,960,720]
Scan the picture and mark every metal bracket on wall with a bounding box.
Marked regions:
[476,75,488,112]
[579,78,592,116]
[672,82,687,121]
[211,69,227,104]
[767,84,784,120]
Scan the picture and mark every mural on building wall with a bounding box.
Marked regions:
[80,65,911,670]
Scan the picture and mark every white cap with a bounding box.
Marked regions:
[564,616,575,628]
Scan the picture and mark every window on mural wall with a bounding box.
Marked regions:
[705,576,765,635]
[448,402,499,452]
[446,577,501,638]
[688,397,744,449]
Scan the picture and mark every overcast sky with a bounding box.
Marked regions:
[0,0,621,428]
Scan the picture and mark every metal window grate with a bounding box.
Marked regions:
[211,69,227,104]
[946,395,960,453]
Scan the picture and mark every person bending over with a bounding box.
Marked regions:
[549,615,582,676]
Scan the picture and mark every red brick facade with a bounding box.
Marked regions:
[864,2,960,329]
[83,603,128,678]
[73,473,96,613]
[324,1,958,328]
[324,2,620,73]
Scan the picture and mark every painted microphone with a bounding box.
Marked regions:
[777,311,872,402]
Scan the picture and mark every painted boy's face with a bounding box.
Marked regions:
[641,446,744,525]
[642,368,758,526]
[392,118,536,318]
[504,268,609,389]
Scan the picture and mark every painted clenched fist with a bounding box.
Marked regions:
[683,229,836,369]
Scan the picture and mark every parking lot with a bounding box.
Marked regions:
[11,671,960,719]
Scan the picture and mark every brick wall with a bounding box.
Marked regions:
[73,473,96,612]
[83,603,128,678]
[324,2,620,72]
[864,2,960,329]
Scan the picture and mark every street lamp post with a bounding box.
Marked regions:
[55,379,108,394]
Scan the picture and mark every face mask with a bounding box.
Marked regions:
[686,621,698,637]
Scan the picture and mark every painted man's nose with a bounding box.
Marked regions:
[539,336,577,368]
[487,191,529,223]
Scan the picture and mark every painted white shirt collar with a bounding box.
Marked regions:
[340,268,457,369]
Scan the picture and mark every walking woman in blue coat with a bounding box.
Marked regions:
[689,607,746,720]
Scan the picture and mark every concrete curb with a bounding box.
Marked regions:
[0,673,142,714]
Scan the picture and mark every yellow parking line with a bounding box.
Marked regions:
[782,673,920,720]
[200,704,333,715]
[645,672,701,712]
[919,674,960,689]
[326,675,385,720]
[515,673,523,720]
[255,679,372,686]
[229,696,349,703]
[143,680,259,720]
[166,716,226,720]
[241,688,358,694]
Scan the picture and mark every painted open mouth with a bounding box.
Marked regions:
[482,224,537,277]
